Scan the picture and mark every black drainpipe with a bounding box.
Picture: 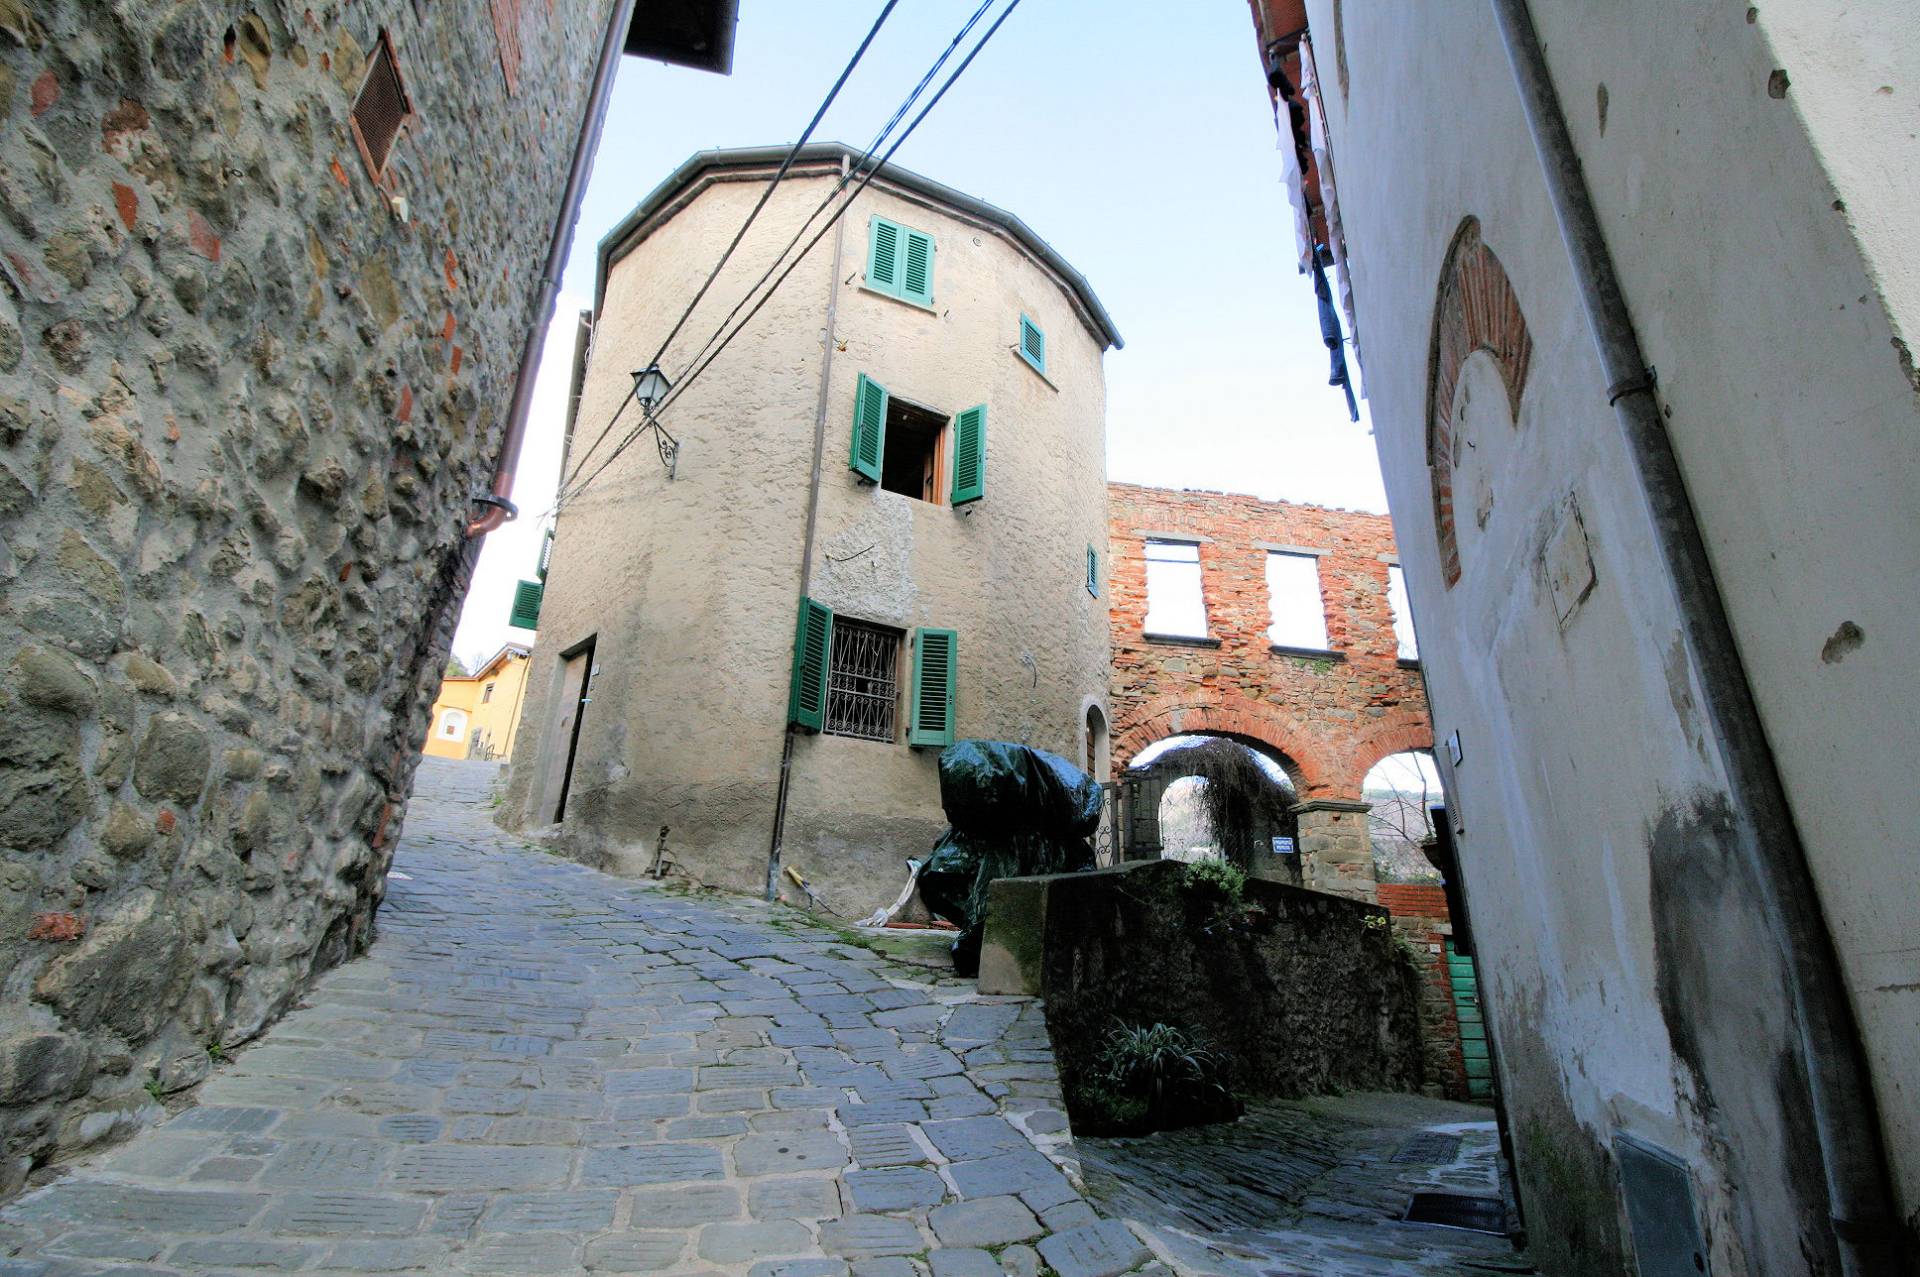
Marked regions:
[1487,2,1900,1271]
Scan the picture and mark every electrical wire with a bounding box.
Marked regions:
[557,0,1024,513]
[561,0,901,489]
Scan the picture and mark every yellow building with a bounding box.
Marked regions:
[423,645,533,761]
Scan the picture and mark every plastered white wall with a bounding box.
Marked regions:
[1310,0,1920,1269]
[502,167,1111,918]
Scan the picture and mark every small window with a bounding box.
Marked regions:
[1018,315,1046,375]
[1266,552,1330,651]
[350,30,414,183]
[866,216,936,307]
[880,399,947,504]
[1143,540,1207,638]
[1086,546,1099,597]
[481,682,496,704]
[1388,564,1419,661]
[437,708,468,740]
[824,616,902,743]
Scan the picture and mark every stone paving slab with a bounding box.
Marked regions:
[0,759,1146,1277]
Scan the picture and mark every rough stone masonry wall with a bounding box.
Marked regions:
[1376,882,1468,1101]
[0,0,606,1193]
[1108,483,1430,797]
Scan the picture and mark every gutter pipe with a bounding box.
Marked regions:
[468,0,638,537]
[765,153,852,902]
[1487,2,1900,1271]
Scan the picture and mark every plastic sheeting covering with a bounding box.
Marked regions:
[918,741,1100,974]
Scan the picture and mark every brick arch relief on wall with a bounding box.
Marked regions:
[1427,217,1534,587]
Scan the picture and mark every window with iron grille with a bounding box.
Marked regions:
[824,617,901,743]
[350,30,413,183]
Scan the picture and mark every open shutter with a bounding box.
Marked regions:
[850,373,887,482]
[787,597,834,732]
[508,580,543,629]
[867,217,900,293]
[901,229,935,306]
[909,628,957,748]
[950,404,986,506]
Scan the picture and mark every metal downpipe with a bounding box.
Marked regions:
[468,0,638,537]
[1486,1,1900,1271]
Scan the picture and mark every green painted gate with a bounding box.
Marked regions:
[1447,940,1494,1100]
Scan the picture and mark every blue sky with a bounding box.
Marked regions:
[453,0,1385,664]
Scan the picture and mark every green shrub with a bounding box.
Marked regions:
[1098,1020,1232,1102]
[1182,857,1247,902]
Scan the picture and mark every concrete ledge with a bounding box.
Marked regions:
[978,874,1053,995]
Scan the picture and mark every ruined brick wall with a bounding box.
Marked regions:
[0,0,610,1192]
[1108,483,1431,797]
[1377,882,1468,1101]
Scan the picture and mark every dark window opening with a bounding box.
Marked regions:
[351,30,413,183]
[880,400,947,504]
[824,617,902,743]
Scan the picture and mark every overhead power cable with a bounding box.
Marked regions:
[562,0,901,487]
[558,0,1025,512]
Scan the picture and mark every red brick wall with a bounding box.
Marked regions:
[1377,883,1469,1100]
[1107,483,1432,798]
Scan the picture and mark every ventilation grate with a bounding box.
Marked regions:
[351,31,412,181]
[1392,1132,1464,1164]
[1403,1192,1507,1235]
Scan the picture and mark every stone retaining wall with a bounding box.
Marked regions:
[0,0,607,1193]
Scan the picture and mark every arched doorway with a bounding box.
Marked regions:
[1120,734,1301,882]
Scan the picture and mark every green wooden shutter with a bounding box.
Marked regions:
[1086,545,1099,597]
[850,373,888,482]
[867,216,901,293]
[1018,314,1046,374]
[950,404,986,505]
[787,598,834,732]
[909,628,957,748]
[901,229,935,306]
[508,580,543,629]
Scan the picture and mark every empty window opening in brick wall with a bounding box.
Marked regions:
[880,399,948,504]
[1144,540,1208,638]
[1266,551,1330,651]
[351,30,414,183]
[1387,564,1420,662]
[825,617,903,743]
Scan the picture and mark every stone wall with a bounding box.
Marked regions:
[0,0,609,1193]
[1376,882,1468,1101]
[1035,860,1426,1129]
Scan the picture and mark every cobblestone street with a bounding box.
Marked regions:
[0,760,1154,1277]
[0,760,1530,1277]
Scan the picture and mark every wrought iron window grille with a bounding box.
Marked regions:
[824,618,900,743]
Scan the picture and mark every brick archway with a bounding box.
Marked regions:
[1427,217,1534,588]
[1115,690,1336,798]
[1344,720,1438,798]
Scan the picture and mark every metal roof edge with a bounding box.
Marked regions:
[594,143,1123,351]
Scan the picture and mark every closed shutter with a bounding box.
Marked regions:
[909,628,957,748]
[1086,545,1099,597]
[867,217,900,292]
[508,580,543,629]
[787,598,834,732]
[1018,314,1046,374]
[850,373,888,482]
[901,229,935,306]
[950,404,986,506]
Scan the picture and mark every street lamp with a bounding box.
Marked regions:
[631,364,672,411]
[629,364,679,478]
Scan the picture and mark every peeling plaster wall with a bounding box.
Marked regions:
[1308,0,1920,1268]
[501,168,1112,918]
[0,0,610,1190]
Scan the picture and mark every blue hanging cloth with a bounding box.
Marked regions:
[1312,245,1359,422]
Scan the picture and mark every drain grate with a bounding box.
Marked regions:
[1404,1191,1507,1234]
[1392,1131,1464,1164]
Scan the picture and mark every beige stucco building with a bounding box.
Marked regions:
[1250,1,1920,1272]
[499,145,1121,915]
